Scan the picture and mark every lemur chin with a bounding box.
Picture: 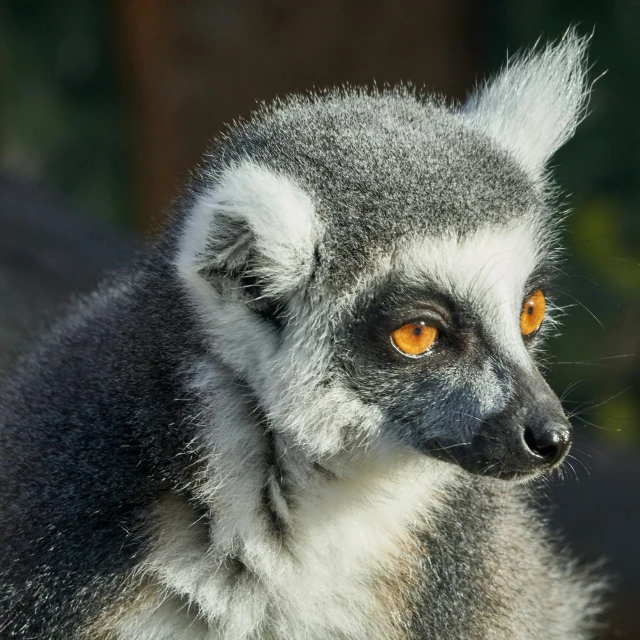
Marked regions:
[0,29,605,640]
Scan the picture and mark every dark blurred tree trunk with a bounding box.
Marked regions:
[114,0,478,232]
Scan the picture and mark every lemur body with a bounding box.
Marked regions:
[0,34,603,638]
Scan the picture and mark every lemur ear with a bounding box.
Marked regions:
[462,30,591,176]
[177,161,321,299]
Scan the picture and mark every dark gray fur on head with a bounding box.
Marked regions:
[0,30,605,639]
[209,88,537,284]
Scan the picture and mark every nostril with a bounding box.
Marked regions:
[523,425,569,465]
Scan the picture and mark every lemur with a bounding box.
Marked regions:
[0,32,604,639]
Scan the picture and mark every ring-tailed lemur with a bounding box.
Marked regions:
[0,32,605,639]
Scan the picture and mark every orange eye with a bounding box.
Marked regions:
[391,322,438,356]
[520,290,546,336]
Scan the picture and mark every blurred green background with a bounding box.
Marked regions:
[0,0,129,225]
[2,0,637,453]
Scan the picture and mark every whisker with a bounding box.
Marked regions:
[557,354,634,363]
[562,292,610,337]
[566,453,590,475]
[457,412,484,424]
[570,415,621,433]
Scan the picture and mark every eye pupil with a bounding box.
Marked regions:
[391,322,438,356]
[520,290,546,336]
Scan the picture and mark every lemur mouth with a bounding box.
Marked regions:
[425,420,571,480]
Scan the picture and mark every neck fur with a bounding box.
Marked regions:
[135,359,456,639]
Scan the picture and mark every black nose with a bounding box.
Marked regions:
[522,423,571,466]
[427,366,574,480]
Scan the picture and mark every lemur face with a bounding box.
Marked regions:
[333,224,570,480]
[177,35,588,480]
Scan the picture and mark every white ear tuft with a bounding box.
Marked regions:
[462,29,591,175]
[177,161,321,298]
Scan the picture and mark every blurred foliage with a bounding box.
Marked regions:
[0,1,638,447]
[0,0,129,225]
[485,1,640,448]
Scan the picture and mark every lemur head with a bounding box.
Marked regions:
[177,32,590,481]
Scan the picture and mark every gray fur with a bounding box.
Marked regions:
[0,31,605,639]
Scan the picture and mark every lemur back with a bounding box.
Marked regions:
[0,32,604,639]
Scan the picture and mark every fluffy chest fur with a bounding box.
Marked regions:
[94,450,453,640]
[86,420,599,640]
